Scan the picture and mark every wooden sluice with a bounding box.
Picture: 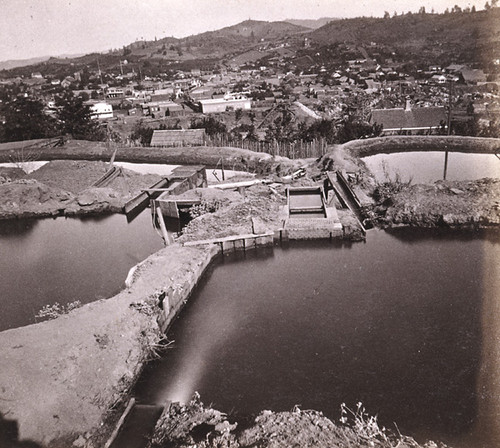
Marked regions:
[123,165,207,220]
[152,165,207,219]
[283,186,343,239]
[123,177,170,218]
[325,171,371,233]
[92,165,123,188]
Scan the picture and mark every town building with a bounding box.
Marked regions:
[199,93,251,113]
[86,102,114,120]
[142,101,185,118]
[106,87,125,98]
[370,100,447,135]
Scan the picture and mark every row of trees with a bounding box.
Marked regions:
[129,110,382,147]
[0,94,106,143]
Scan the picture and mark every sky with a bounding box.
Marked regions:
[0,0,487,62]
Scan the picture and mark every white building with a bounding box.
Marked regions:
[199,93,251,114]
[87,102,113,120]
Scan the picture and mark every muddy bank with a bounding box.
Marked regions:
[0,244,218,447]
[343,135,500,158]
[148,394,435,448]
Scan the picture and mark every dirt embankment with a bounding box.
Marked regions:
[0,244,217,448]
[369,178,500,228]
[0,139,301,174]
[320,138,500,230]
[343,136,500,158]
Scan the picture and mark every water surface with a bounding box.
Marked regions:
[363,152,499,184]
[134,229,500,448]
[0,212,164,331]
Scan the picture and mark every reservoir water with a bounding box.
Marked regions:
[133,229,500,448]
[0,212,164,331]
[2,156,499,446]
[362,152,500,184]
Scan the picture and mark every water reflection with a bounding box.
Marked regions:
[0,218,39,237]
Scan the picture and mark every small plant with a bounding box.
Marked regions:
[35,300,82,322]
[9,144,41,174]
[340,402,388,443]
[373,160,413,203]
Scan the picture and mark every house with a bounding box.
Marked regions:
[199,93,251,114]
[106,87,124,98]
[150,129,206,147]
[370,100,446,135]
[86,102,113,119]
[143,101,185,118]
[460,68,487,85]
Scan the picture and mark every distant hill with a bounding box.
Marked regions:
[104,19,310,67]
[0,53,86,71]
[285,17,339,29]
[0,56,51,71]
[1,11,498,78]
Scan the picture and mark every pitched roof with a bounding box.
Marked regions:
[370,107,446,131]
[460,68,487,83]
[150,129,206,147]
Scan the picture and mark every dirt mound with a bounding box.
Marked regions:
[27,160,110,193]
[149,395,437,448]
[177,184,287,242]
[0,166,25,183]
[0,179,74,219]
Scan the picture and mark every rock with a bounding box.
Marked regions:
[442,214,457,225]
[450,188,464,195]
[72,434,87,447]
[77,194,96,206]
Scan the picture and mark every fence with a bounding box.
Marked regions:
[204,134,330,159]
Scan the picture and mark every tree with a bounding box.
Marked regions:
[418,6,426,14]
[55,92,105,141]
[130,121,154,145]
[0,97,58,142]
[190,116,227,136]
[383,11,390,19]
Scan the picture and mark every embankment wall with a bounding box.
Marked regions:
[0,243,219,447]
[343,135,500,157]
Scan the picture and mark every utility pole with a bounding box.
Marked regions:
[97,58,104,85]
[443,79,453,180]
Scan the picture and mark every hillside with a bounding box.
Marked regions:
[310,9,500,66]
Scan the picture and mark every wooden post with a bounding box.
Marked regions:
[444,79,453,180]
[156,206,171,246]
